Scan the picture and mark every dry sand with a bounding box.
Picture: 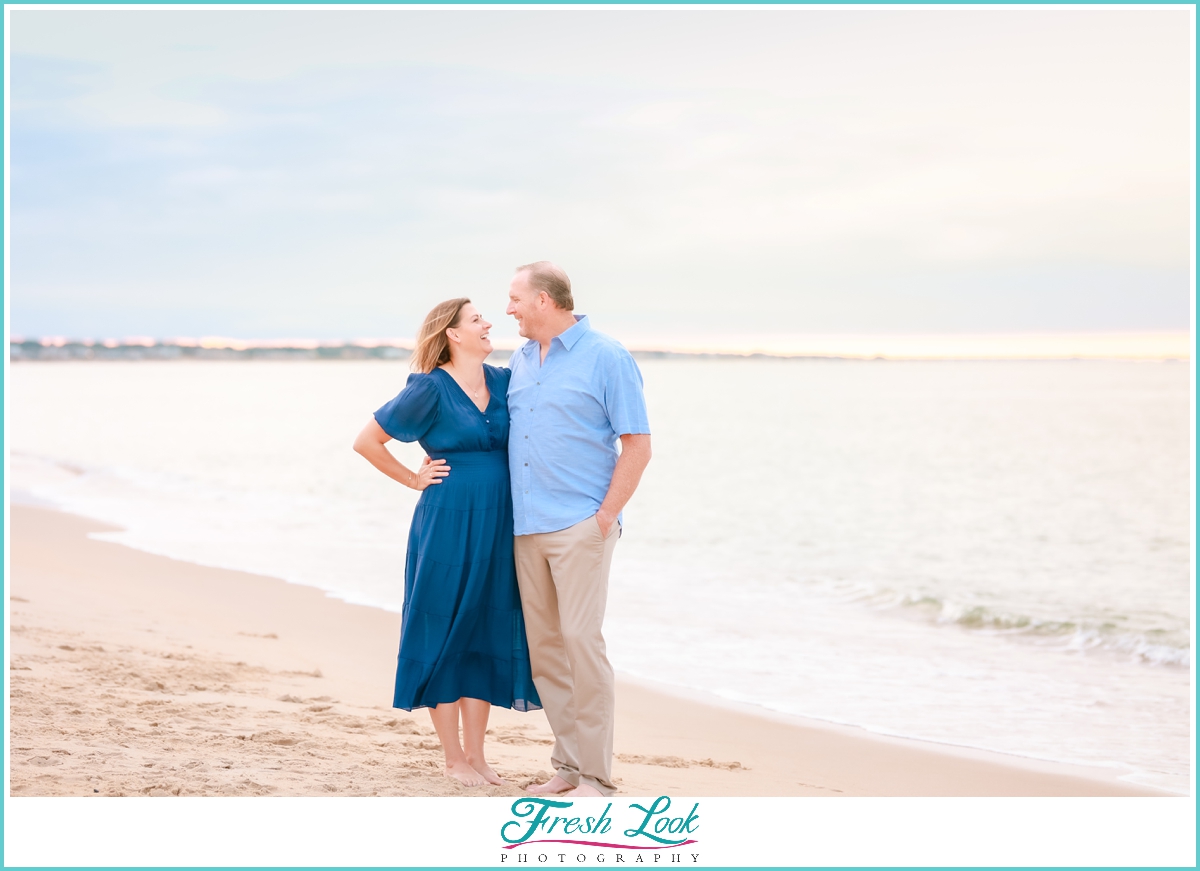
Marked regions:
[8,505,1163,797]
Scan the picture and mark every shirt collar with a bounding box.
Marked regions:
[555,314,590,351]
[519,314,590,358]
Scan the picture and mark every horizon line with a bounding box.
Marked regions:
[8,330,1192,361]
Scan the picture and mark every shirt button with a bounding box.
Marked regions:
[524,463,528,466]
[524,435,528,439]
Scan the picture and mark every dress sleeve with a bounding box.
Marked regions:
[485,363,512,395]
[373,373,439,442]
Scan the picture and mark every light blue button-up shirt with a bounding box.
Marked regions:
[508,315,651,536]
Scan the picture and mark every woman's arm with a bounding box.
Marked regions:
[353,418,449,490]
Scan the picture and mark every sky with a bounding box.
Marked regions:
[9,8,1194,347]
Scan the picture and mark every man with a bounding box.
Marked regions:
[505,261,652,797]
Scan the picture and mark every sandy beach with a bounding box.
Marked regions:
[8,504,1166,798]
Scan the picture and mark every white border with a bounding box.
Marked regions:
[4,0,14,818]
[3,796,1197,867]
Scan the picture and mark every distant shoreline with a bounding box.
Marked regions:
[7,338,1191,363]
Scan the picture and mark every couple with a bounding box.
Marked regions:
[353,261,651,796]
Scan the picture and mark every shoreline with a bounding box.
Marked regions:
[10,338,1192,363]
[616,672,1176,794]
[8,504,1171,797]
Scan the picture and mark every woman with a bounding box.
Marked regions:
[353,298,540,787]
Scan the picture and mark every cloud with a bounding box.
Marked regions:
[10,8,1192,339]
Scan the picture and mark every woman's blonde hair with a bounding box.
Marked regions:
[412,297,471,373]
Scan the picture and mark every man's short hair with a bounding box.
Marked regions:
[516,261,574,311]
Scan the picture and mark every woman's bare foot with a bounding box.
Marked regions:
[527,774,576,795]
[445,760,486,787]
[465,756,507,786]
[565,783,604,797]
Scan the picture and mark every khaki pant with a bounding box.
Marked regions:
[514,515,621,795]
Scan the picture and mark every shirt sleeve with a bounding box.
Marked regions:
[373,373,439,442]
[602,347,651,437]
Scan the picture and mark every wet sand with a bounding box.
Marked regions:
[8,505,1164,797]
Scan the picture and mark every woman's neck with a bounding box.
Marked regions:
[443,351,486,376]
[442,352,489,407]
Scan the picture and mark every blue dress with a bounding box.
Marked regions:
[374,364,541,713]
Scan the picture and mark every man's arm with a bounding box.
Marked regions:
[595,433,652,536]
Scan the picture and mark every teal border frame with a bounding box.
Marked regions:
[2,1,1195,869]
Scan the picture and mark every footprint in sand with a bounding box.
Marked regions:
[383,719,427,735]
[492,733,553,746]
[616,753,747,770]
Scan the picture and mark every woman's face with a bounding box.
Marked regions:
[449,303,493,357]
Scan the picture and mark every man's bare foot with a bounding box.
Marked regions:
[465,756,507,786]
[445,760,486,787]
[565,783,604,797]
[526,774,576,795]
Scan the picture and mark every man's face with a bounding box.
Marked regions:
[506,273,541,339]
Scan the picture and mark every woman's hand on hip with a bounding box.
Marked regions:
[413,455,450,490]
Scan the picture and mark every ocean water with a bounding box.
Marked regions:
[6,358,1192,792]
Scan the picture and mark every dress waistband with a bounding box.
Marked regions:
[430,449,508,466]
